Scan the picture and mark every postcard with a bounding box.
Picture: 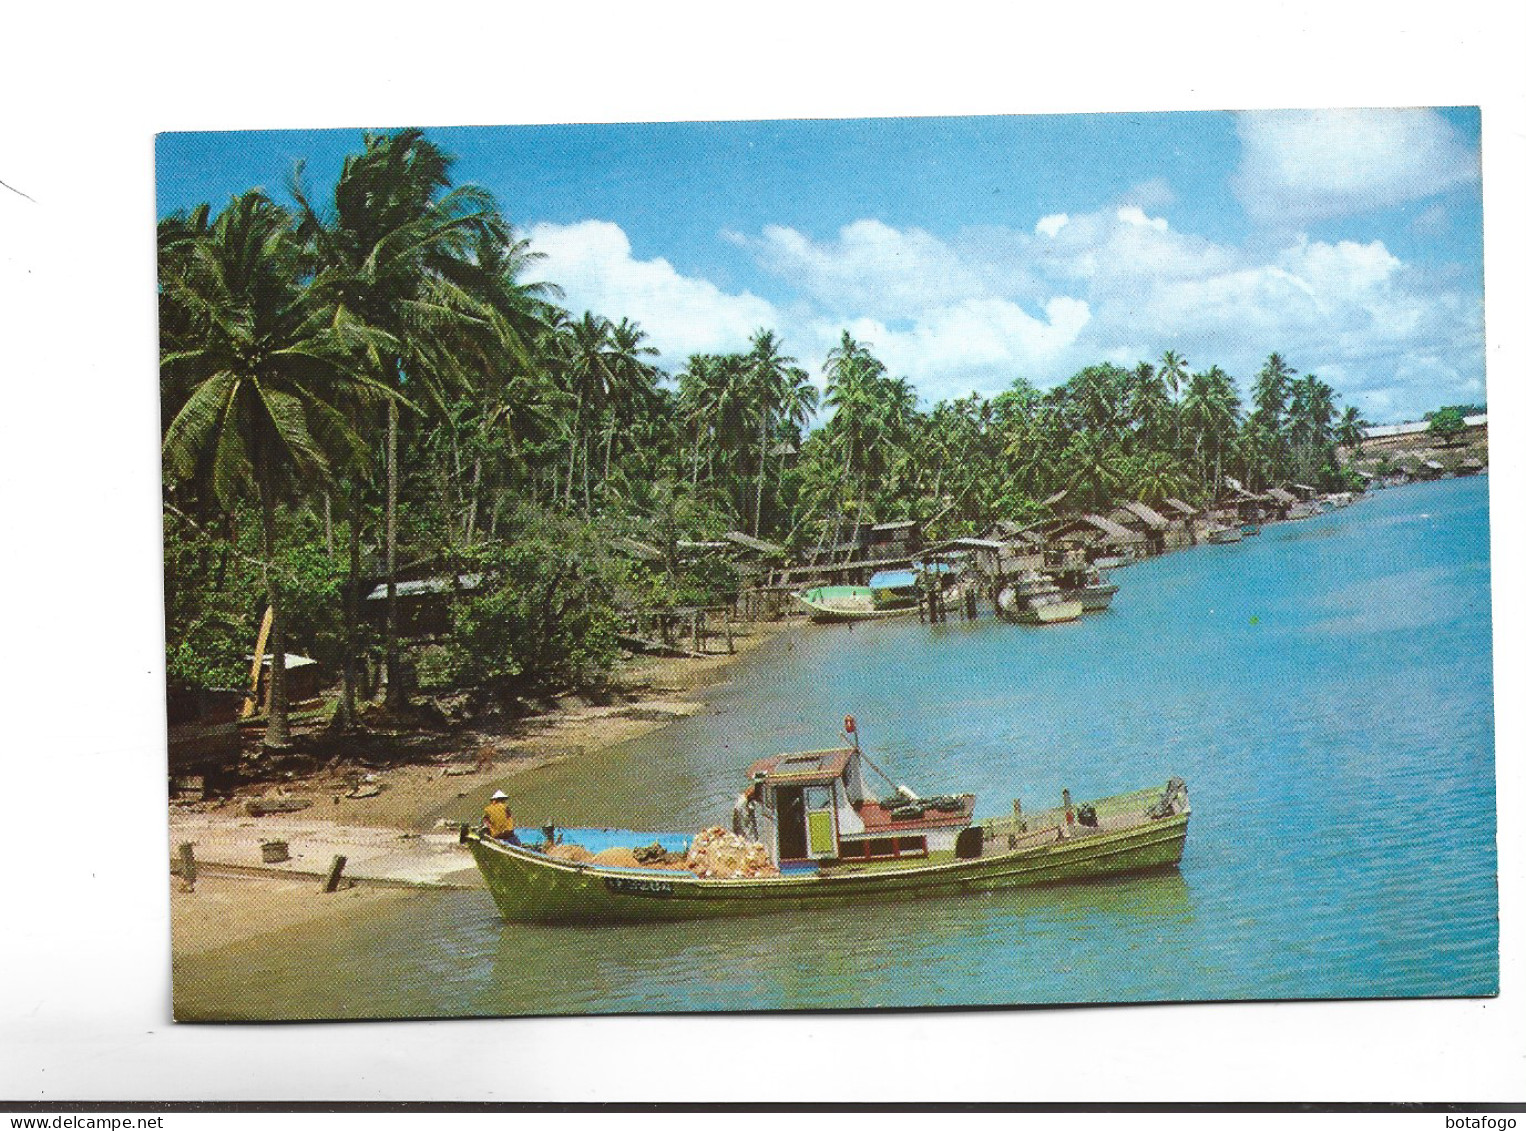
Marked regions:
[157,110,1494,1021]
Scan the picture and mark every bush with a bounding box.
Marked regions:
[444,525,623,693]
[1427,407,1466,446]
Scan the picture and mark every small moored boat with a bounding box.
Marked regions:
[995,570,1083,624]
[1055,566,1119,612]
[464,730,1191,924]
[795,584,918,623]
[1207,525,1243,544]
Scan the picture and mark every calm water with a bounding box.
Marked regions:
[175,477,1498,1019]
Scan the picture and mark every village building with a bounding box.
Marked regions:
[1262,487,1300,519]
[1109,501,1170,556]
[1160,498,1200,548]
[250,652,324,705]
[363,572,486,638]
[1042,513,1143,562]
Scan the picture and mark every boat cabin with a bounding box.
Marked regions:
[736,746,975,868]
[866,568,919,608]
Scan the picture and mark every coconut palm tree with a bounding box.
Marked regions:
[1181,366,1242,494]
[1125,450,1190,508]
[294,128,504,710]
[744,329,797,536]
[1127,361,1172,452]
[1251,353,1296,433]
[772,364,819,504]
[822,331,888,514]
[1060,432,1127,511]
[161,191,391,746]
[600,317,662,491]
[1335,405,1371,453]
[1159,349,1190,456]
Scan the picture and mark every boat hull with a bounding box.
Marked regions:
[467,797,1189,924]
[1010,599,1084,624]
[1078,583,1118,611]
[795,586,917,623]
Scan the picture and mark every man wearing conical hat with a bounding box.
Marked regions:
[483,789,520,844]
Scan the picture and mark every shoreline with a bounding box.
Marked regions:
[169,617,796,960]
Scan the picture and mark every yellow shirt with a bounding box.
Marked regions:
[484,800,515,837]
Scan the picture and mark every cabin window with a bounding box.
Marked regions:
[895,836,927,857]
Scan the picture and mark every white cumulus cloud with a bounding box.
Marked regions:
[739,219,988,321]
[523,220,780,362]
[805,296,1091,399]
[1116,206,1168,231]
[524,190,1482,423]
[1035,213,1070,238]
[1232,108,1479,225]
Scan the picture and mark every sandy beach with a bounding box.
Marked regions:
[168,619,792,959]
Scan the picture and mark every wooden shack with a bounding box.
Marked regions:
[165,684,246,777]
[252,653,324,705]
[1110,501,1170,556]
[867,519,923,559]
[363,572,486,638]
[1262,487,1299,518]
[1160,498,1199,548]
[1219,485,1265,524]
[724,531,790,619]
[1044,514,1143,563]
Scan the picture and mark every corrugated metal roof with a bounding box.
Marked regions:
[246,652,318,669]
[1162,497,1199,516]
[609,537,663,562]
[723,531,786,555]
[1119,501,1169,529]
[1265,487,1298,504]
[1078,514,1142,542]
[365,574,485,601]
[1364,419,1429,438]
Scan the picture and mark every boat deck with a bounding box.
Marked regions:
[855,795,975,832]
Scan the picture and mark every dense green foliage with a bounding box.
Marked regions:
[1427,406,1467,444]
[160,129,1382,739]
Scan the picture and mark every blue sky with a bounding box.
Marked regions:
[158,109,1484,423]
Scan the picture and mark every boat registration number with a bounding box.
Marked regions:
[604,876,675,897]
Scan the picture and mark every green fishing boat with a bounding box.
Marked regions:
[464,734,1190,925]
[795,584,919,622]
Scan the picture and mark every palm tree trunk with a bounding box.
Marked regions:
[384,397,405,711]
[753,408,770,537]
[258,478,290,749]
[337,489,361,732]
[564,395,582,509]
[465,455,482,546]
[582,433,593,514]
[602,416,614,490]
